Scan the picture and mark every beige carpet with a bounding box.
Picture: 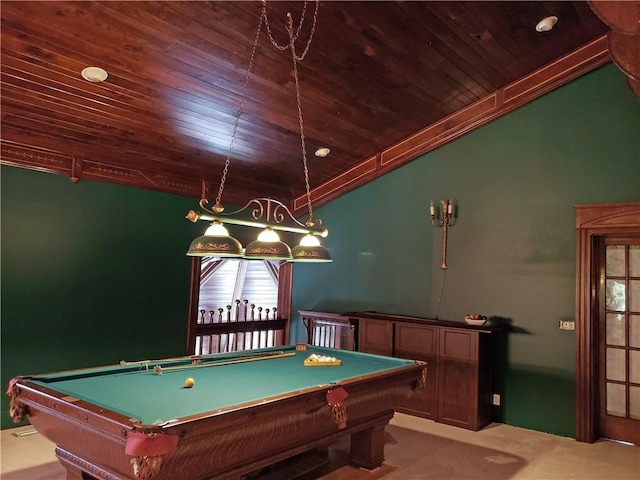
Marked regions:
[289,427,524,480]
[253,425,524,480]
[379,427,524,479]
[251,447,396,480]
[1,462,63,480]
[314,463,396,480]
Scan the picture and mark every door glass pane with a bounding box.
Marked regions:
[630,245,640,277]
[606,279,626,311]
[607,382,626,417]
[630,279,640,313]
[607,245,626,276]
[630,350,640,384]
[606,348,626,381]
[631,386,640,420]
[631,315,640,348]
[606,313,626,346]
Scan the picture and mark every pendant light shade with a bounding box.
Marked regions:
[186,221,243,257]
[291,234,332,262]
[244,228,293,260]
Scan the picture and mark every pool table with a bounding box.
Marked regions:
[8,344,426,480]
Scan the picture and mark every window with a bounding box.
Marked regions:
[199,258,279,314]
[186,258,292,354]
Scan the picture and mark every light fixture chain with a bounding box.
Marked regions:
[262,0,319,61]
[287,14,314,226]
[294,1,319,61]
[187,1,330,263]
[262,0,304,50]
[215,9,264,208]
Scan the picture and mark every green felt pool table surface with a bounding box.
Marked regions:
[28,345,417,425]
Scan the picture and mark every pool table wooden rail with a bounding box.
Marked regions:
[8,360,425,480]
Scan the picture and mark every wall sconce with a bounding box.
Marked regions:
[430,200,456,269]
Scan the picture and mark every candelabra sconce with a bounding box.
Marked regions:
[430,200,457,270]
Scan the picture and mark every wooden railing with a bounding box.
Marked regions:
[299,310,358,351]
[192,300,287,355]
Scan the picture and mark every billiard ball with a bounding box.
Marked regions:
[184,377,195,388]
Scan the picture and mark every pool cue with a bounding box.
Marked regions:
[149,352,296,374]
[120,349,287,368]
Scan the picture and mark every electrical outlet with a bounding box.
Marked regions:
[559,320,575,331]
[492,394,501,406]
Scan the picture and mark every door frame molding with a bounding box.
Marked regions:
[575,202,640,442]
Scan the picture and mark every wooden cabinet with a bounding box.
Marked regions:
[352,311,505,431]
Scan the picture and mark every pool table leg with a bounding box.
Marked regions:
[57,461,93,480]
[348,415,391,470]
[55,447,102,480]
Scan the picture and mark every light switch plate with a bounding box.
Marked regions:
[559,320,575,331]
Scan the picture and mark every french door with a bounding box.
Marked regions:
[598,237,640,444]
[575,202,640,444]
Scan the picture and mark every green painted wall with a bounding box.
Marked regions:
[1,168,201,428]
[290,64,640,438]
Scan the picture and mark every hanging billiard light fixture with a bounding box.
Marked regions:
[186,0,331,263]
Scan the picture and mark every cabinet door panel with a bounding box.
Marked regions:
[397,358,436,419]
[358,319,393,356]
[394,323,437,355]
[395,324,438,419]
[438,359,476,429]
[440,329,477,360]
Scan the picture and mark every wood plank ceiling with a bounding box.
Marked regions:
[1,1,613,213]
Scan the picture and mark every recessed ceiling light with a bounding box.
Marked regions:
[536,16,558,33]
[314,147,330,158]
[81,66,108,83]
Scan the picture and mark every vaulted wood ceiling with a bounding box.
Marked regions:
[1,1,615,214]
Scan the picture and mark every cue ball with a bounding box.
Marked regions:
[184,377,195,388]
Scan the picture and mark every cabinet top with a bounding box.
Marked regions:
[298,310,349,321]
[343,311,509,332]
